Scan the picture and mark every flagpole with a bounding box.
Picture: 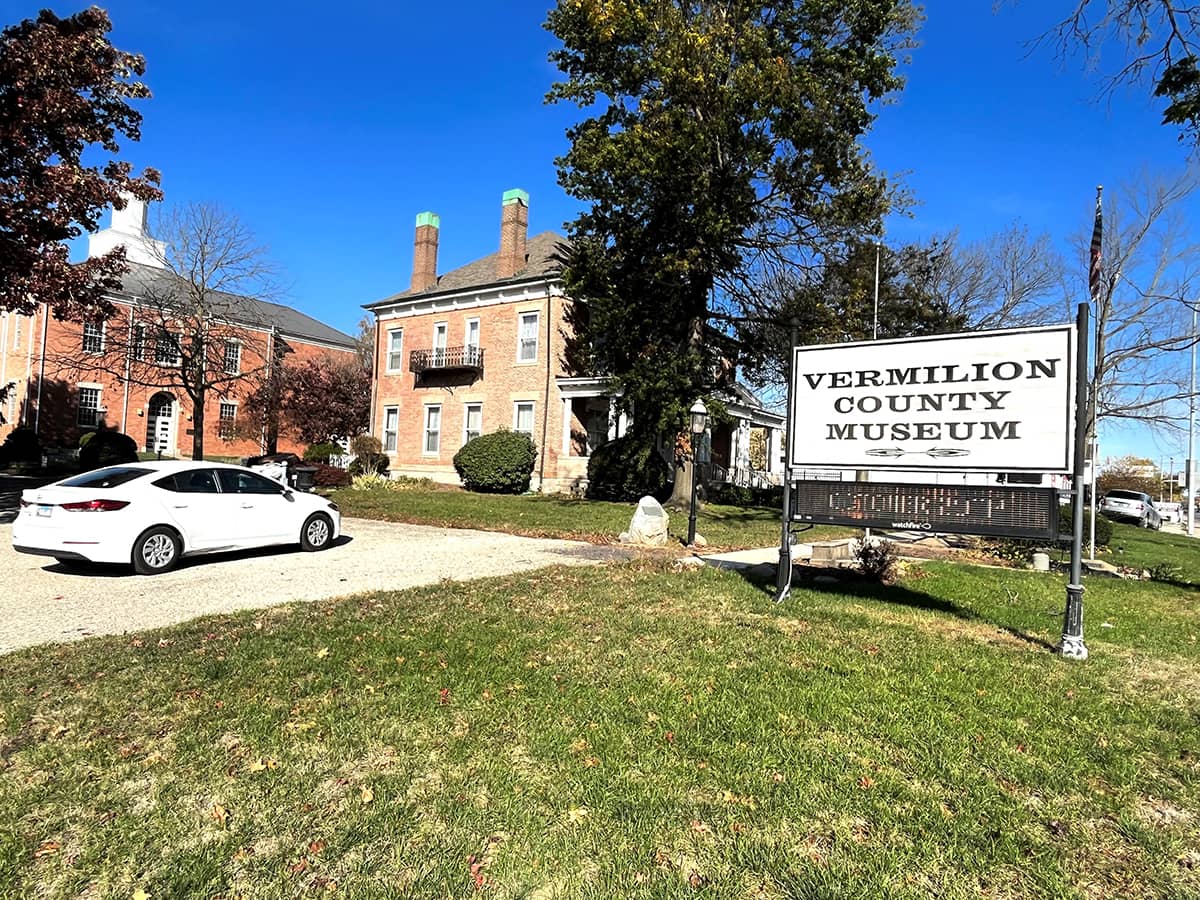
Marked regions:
[1087,185,1102,562]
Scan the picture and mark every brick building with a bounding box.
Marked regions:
[365,189,784,493]
[0,198,358,459]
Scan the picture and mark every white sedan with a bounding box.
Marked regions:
[13,461,341,574]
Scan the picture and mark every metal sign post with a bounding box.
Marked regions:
[776,321,799,602]
[1057,302,1091,660]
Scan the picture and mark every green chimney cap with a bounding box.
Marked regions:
[501,188,529,207]
[415,211,440,229]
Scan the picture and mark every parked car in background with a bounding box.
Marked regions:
[1099,490,1162,529]
[12,461,341,574]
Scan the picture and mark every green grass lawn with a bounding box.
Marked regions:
[1100,519,1200,584]
[2,555,1198,898]
[328,484,848,551]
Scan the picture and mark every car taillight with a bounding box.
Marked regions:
[19,499,31,508]
[60,499,131,512]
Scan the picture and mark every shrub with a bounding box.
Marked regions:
[0,427,40,466]
[585,436,669,502]
[78,430,138,470]
[1060,505,1113,547]
[348,453,389,477]
[351,472,391,491]
[78,431,96,449]
[707,482,784,509]
[350,434,381,459]
[855,538,900,584]
[304,442,341,464]
[312,462,351,487]
[454,429,537,494]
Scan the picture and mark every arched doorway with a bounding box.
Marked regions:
[146,392,176,455]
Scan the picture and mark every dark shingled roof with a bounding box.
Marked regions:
[114,262,357,349]
[367,231,569,308]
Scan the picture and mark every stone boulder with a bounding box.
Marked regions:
[619,495,670,546]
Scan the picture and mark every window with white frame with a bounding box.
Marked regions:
[82,320,104,354]
[423,404,441,454]
[11,314,20,351]
[155,330,182,366]
[218,400,237,438]
[222,340,241,375]
[386,329,404,372]
[514,401,535,436]
[77,386,102,428]
[131,324,146,361]
[464,403,482,444]
[382,406,399,453]
[432,322,447,364]
[517,312,539,362]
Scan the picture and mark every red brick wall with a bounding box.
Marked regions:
[1,302,355,460]
[373,290,578,487]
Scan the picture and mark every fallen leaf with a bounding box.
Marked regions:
[246,759,268,773]
[565,805,590,824]
[210,803,230,827]
[33,840,61,858]
[315,647,330,659]
[360,786,374,804]
[309,840,326,855]
[858,776,875,789]
[690,820,711,834]
[569,737,589,753]
[583,755,600,768]
[133,890,151,900]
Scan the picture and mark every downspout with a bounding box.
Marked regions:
[120,304,133,433]
[263,327,276,454]
[538,289,552,491]
[34,304,48,437]
[369,315,380,438]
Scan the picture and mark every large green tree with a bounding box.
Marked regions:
[0,7,160,319]
[546,0,918,505]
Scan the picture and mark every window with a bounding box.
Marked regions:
[517,312,539,362]
[11,314,20,351]
[514,401,535,436]
[382,406,398,453]
[386,329,404,372]
[216,469,285,495]
[433,322,447,365]
[82,321,104,354]
[223,340,241,375]
[77,386,102,428]
[464,403,482,444]
[466,318,480,349]
[131,324,146,362]
[423,404,441,454]
[155,330,181,366]
[61,467,150,489]
[219,401,237,439]
[154,469,219,494]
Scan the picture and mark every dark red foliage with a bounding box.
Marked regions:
[0,8,161,319]
[311,463,351,487]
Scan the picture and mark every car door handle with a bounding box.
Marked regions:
[172,504,188,509]
[240,503,255,509]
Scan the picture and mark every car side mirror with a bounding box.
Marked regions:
[282,488,294,499]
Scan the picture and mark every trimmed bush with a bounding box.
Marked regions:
[78,431,96,449]
[707,482,784,509]
[0,427,40,466]
[312,463,351,487]
[350,434,381,458]
[585,436,669,503]
[304,442,341,463]
[79,430,138,470]
[454,430,537,494]
[1062,504,1113,547]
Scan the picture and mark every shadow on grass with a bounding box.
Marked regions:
[736,565,1057,652]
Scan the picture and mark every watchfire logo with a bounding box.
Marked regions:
[891,520,932,530]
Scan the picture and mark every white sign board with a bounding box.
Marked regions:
[789,324,1077,473]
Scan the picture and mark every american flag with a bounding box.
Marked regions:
[1089,186,1103,300]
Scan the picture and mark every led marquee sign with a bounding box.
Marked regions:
[790,481,1060,540]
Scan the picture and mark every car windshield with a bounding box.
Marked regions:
[58,467,151,489]
[1106,490,1146,501]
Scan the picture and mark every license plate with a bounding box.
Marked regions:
[36,504,52,518]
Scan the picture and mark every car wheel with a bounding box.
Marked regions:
[133,526,181,575]
[300,513,333,552]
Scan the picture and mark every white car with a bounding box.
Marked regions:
[13,461,341,574]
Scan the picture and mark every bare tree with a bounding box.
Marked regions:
[1033,1,1200,146]
[1085,171,1200,438]
[46,203,280,459]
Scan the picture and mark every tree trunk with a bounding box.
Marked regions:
[191,389,205,460]
[666,310,707,510]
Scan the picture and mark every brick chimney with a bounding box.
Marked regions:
[497,189,529,279]
[411,211,440,293]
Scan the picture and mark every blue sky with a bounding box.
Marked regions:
[4,0,1195,464]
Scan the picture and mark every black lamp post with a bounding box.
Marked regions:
[687,399,708,547]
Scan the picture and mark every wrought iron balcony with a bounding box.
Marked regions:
[409,345,485,375]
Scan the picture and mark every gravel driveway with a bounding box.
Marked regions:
[0,517,625,654]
